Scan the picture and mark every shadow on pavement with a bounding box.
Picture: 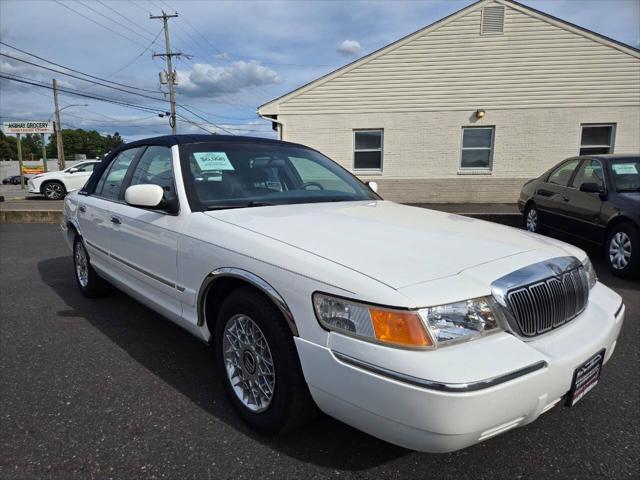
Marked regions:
[37,255,409,471]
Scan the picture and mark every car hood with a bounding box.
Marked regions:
[205,201,569,289]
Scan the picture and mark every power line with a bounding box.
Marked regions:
[76,0,157,44]
[1,53,171,104]
[52,0,150,49]
[0,41,161,94]
[95,0,158,38]
[0,73,163,114]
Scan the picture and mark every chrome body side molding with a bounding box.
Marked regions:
[197,267,298,336]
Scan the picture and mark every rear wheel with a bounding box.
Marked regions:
[73,236,110,297]
[43,181,66,200]
[606,222,639,278]
[214,287,317,435]
[524,204,544,233]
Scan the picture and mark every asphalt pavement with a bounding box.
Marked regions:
[0,224,638,479]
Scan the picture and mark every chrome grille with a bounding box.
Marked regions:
[506,267,588,337]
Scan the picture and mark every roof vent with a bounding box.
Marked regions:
[481,6,505,34]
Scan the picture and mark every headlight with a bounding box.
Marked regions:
[420,297,502,345]
[582,256,597,289]
[313,293,433,348]
[312,293,502,349]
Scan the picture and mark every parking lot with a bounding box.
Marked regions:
[0,223,638,479]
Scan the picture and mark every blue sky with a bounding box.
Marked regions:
[1,0,639,140]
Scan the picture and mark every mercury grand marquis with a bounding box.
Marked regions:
[62,135,625,453]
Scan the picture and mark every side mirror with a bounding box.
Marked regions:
[367,181,378,193]
[124,184,164,208]
[579,182,605,194]
[68,167,79,173]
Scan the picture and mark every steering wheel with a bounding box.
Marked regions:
[299,182,324,190]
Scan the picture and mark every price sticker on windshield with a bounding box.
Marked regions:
[612,163,638,174]
[193,151,234,171]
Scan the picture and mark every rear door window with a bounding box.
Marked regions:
[547,159,580,187]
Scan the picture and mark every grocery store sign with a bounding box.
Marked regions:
[2,121,54,134]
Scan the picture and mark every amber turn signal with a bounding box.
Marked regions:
[369,309,433,347]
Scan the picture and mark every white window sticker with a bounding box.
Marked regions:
[612,163,638,175]
[193,151,234,171]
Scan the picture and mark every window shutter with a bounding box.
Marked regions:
[481,6,505,34]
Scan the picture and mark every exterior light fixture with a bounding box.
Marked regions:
[475,109,486,119]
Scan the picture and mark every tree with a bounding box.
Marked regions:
[46,129,126,159]
[0,131,18,161]
[20,134,43,159]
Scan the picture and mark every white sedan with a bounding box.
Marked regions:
[62,135,625,453]
[29,160,100,199]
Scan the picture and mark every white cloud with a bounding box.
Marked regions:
[176,60,282,98]
[336,39,362,56]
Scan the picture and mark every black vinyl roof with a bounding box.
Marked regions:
[122,134,294,149]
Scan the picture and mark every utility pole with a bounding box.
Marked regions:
[41,133,48,173]
[52,79,66,169]
[151,11,180,135]
[16,133,24,189]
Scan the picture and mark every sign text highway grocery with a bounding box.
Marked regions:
[2,121,54,134]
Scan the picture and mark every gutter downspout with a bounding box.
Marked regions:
[258,112,285,141]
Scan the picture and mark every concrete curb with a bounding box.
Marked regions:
[0,210,63,224]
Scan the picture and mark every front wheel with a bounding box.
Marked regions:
[43,181,66,200]
[214,287,317,435]
[606,222,639,278]
[73,236,110,297]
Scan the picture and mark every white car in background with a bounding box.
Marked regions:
[62,135,625,453]
[29,160,100,200]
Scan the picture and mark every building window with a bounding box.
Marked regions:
[353,130,383,171]
[460,127,494,170]
[580,124,615,155]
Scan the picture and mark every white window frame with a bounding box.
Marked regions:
[579,123,616,155]
[353,129,383,172]
[459,126,495,171]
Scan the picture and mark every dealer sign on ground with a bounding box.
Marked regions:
[2,121,54,134]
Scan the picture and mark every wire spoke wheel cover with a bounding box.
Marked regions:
[223,314,275,413]
[74,242,89,287]
[609,231,632,270]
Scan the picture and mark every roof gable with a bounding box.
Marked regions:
[259,0,640,115]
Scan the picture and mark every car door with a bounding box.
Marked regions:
[77,148,143,274]
[65,162,98,191]
[533,158,581,230]
[562,159,606,243]
[107,145,184,322]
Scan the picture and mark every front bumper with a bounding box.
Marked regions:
[27,180,38,193]
[295,282,624,453]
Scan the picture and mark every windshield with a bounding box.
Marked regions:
[610,158,640,192]
[180,142,379,210]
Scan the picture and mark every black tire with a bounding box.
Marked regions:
[73,236,111,298]
[43,180,66,200]
[524,203,545,233]
[214,287,317,435]
[605,222,639,278]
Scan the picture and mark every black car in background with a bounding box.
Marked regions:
[518,154,639,277]
[1,175,29,185]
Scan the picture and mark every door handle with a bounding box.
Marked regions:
[110,216,121,225]
[79,205,86,213]
[562,196,570,202]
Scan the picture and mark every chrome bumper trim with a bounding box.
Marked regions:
[333,351,547,392]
